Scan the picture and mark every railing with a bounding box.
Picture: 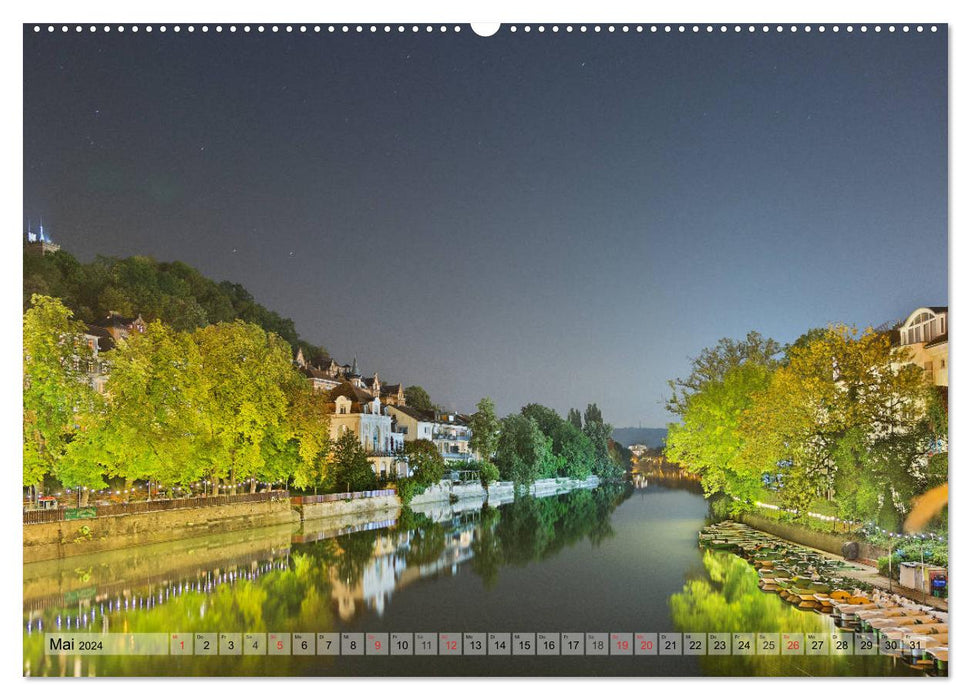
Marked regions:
[24,509,65,524]
[23,490,290,524]
[291,489,396,505]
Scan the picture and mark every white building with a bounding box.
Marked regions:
[894,307,948,388]
[386,406,476,464]
[327,382,406,479]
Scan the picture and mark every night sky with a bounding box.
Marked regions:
[23,25,947,426]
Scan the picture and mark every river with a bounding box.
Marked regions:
[23,477,925,677]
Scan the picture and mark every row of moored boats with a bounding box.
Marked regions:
[698,521,948,674]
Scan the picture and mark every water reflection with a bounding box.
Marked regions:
[670,549,921,676]
[24,479,925,677]
[24,485,630,676]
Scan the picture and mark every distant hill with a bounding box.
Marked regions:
[23,246,326,358]
[611,427,667,448]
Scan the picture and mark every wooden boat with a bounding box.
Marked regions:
[796,594,821,609]
[868,615,941,632]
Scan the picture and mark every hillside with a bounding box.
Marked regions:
[611,427,667,448]
[23,247,325,357]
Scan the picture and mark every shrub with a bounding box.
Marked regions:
[478,460,500,487]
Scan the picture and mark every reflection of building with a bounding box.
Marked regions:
[327,520,478,621]
[894,307,948,387]
[327,382,406,479]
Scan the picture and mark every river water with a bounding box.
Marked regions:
[23,477,925,677]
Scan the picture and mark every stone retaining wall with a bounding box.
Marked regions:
[23,499,296,564]
[738,512,884,561]
[293,495,400,522]
[408,476,599,506]
[25,477,603,562]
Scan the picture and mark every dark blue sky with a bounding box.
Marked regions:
[23,26,947,426]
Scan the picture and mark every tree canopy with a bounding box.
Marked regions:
[665,326,947,529]
[23,248,326,358]
[403,385,435,412]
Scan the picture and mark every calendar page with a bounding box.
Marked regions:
[21,16,948,681]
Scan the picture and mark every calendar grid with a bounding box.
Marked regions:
[43,631,912,657]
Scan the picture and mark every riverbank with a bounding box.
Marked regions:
[24,477,602,563]
[23,494,295,564]
[734,513,947,611]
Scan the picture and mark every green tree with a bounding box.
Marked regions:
[327,430,378,492]
[74,321,208,492]
[583,403,617,477]
[193,321,295,493]
[522,403,595,479]
[23,247,326,356]
[469,397,500,460]
[22,295,101,493]
[567,407,583,430]
[404,385,434,412]
[665,361,774,505]
[743,325,935,524]
[494,414,551,489]
[666,331,782,418]
[283,379,331,491]
[404,439,446,485]
[478,460,500,486]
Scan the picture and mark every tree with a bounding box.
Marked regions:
[75,321,209,492]
[193,321,295,493]
[567,408,583,431]
[404,385,434,412]
[583,403,617,477]
[404,439,446,485]
[667,331,782,418]
[521,403,595,479]
[23,247,326,356]
[665,362,774,505]
[23,295,101,494]
[494,414,551,489]
[478,460,500,486]
[281,378,331,491]
[327,430,378,492]
[521,404,562,438]
[742,325,935,525]
[469,397,500,460]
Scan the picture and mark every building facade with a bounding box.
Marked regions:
[327,382,407,479]
[431,413,475,464]
[895,306,948,387]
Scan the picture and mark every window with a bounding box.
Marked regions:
[941,359,947,369]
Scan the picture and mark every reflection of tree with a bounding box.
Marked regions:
[471,484,631,584]
[334,530,378,587]
[471,505,503,589]
[669,551,913,677]
[24,554,340,677]
[405,521,447,567]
